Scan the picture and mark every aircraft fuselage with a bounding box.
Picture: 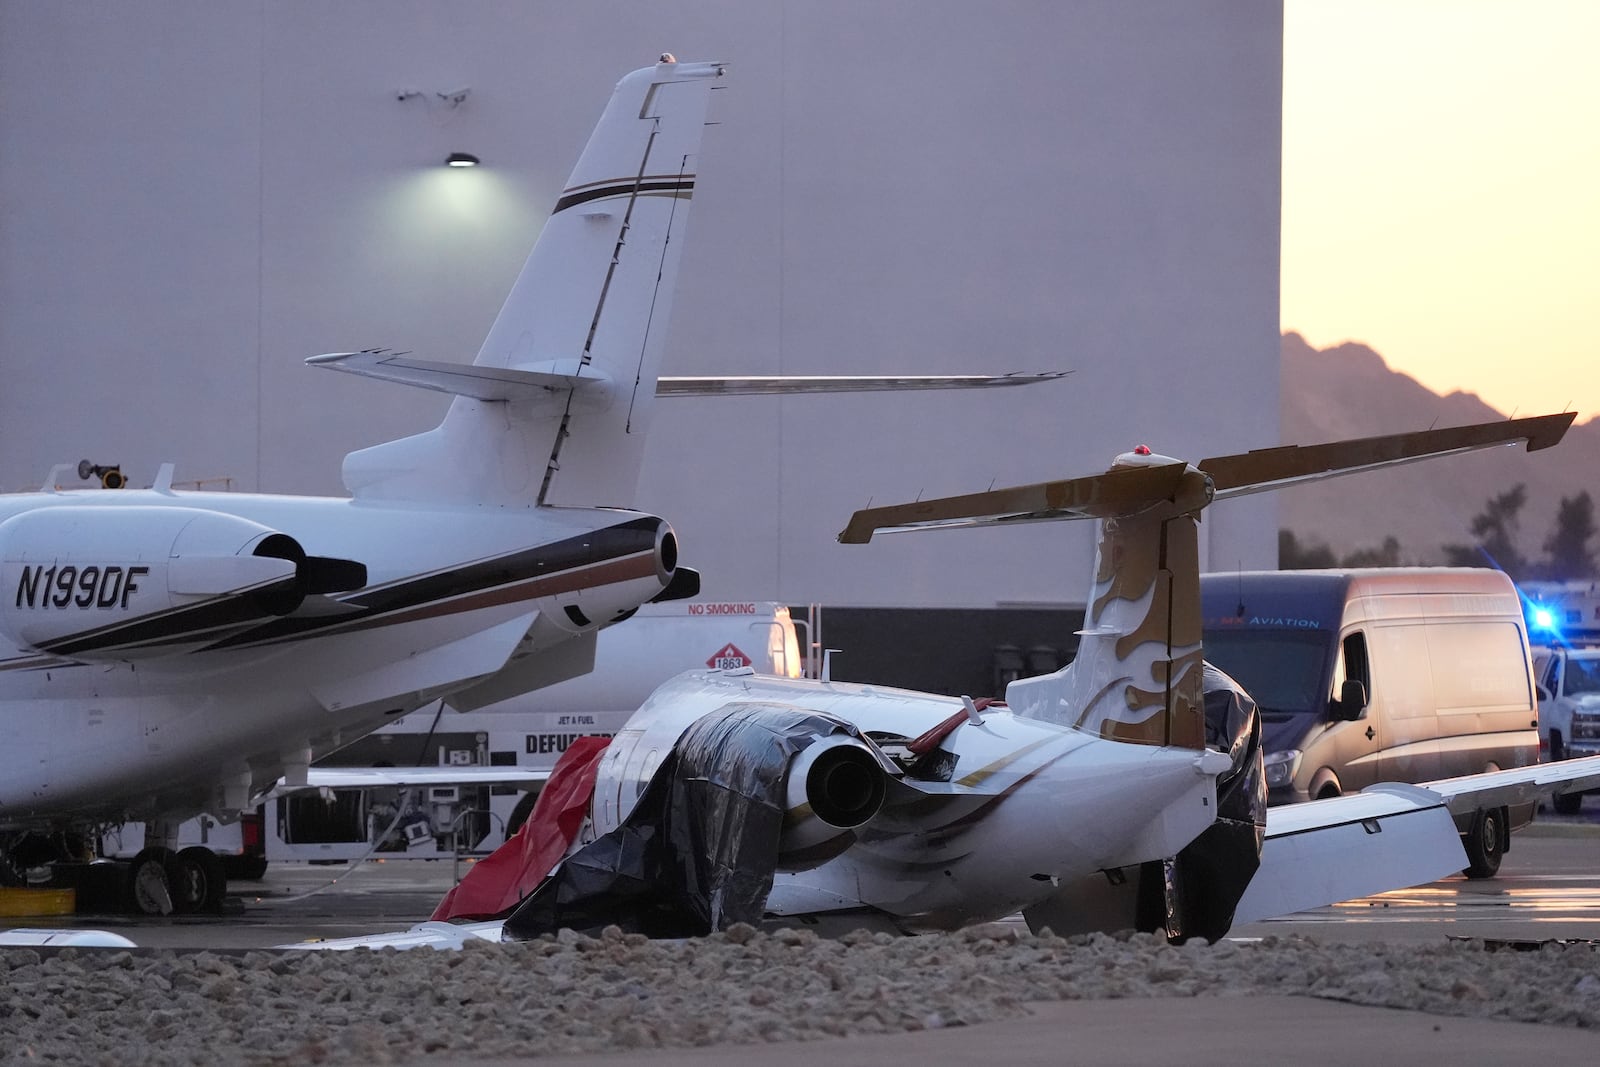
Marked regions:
[0,487,677,829]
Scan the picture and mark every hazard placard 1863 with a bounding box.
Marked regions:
[706,643,751,670]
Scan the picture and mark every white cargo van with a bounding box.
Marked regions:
[1200,568,1540,878]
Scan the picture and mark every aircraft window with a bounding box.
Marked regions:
[1200,629,1331,715]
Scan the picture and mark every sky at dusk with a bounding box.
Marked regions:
[1282,0,1599,422]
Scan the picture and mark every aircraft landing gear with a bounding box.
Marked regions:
[121,845,229,915]
[124,847,176,915]
[169,846,227,913]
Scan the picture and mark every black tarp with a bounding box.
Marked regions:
[502,702,868,940]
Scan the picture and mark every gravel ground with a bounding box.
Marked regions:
[4,925,1600,1064]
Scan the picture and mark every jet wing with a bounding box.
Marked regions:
[271,765,551,797]
[1419,757,1600,817]
[1232,756,1600,926]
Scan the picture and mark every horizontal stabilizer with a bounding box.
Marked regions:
[312,352,1064,402]
[839,413,1577,543]
[1201,412,1575,500]
[307,351,608,401]
[838,463,1187,543]
[657,371,1068,396]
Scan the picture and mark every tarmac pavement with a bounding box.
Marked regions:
[9,821,1600,1063]
[473,996,1594,1067]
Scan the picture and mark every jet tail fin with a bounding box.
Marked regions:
[337,57,725,507]
[840,414,1576,751]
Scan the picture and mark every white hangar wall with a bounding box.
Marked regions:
[0,1,1282,610]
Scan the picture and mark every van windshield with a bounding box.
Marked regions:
[1568,656,1600,697]
[1201,629,1332,716]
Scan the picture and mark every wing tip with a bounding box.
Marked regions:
[1522,411,1577,452]
[838,517,875,544]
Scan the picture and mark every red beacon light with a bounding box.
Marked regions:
[1133,445,1152,456]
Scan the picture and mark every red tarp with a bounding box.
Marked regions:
[430,736,611,922]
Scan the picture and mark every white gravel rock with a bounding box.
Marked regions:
[4,928,1600,1064]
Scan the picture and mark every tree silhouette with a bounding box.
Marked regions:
[1443,483,1529,579]
[1540,491,1597,580]
[1279,529,1335,569]
[1279,530,1406,569]
[1341,535,1402,568]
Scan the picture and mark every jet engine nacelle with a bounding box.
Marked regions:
[0,506,362,660]
[534,519,693,635]
[779,734,890,867]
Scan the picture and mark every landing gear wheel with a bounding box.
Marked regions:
[1553,791,1583,816]
[1463,807,1505,880]
[168,847,227,913]
[125,847,176,915]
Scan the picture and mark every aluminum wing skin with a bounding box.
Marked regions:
[1200,412,1575,500]
[839,413,1576,543]
[838,463,1190,543]
[1233,756,1600,925]
[655,372,1067,396]
[310,351,1066,401]
[306,351,605,402]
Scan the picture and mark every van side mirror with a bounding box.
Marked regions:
[1335,679,1368,721]
[1536,684,1552,703]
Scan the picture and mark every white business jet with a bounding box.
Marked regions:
[0,57,1062,918]
[0,56,733,911]
[288,412,1600,950]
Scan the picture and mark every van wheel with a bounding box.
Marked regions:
[1553,791,1583,815]
[1463,807,1505,879]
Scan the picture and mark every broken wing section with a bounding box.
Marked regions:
[1230,784,1465,926]
[1234,755,1600,926]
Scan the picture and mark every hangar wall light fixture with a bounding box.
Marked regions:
[445,152,480,168]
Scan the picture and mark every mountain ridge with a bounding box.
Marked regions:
[1278,331,1598,565]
